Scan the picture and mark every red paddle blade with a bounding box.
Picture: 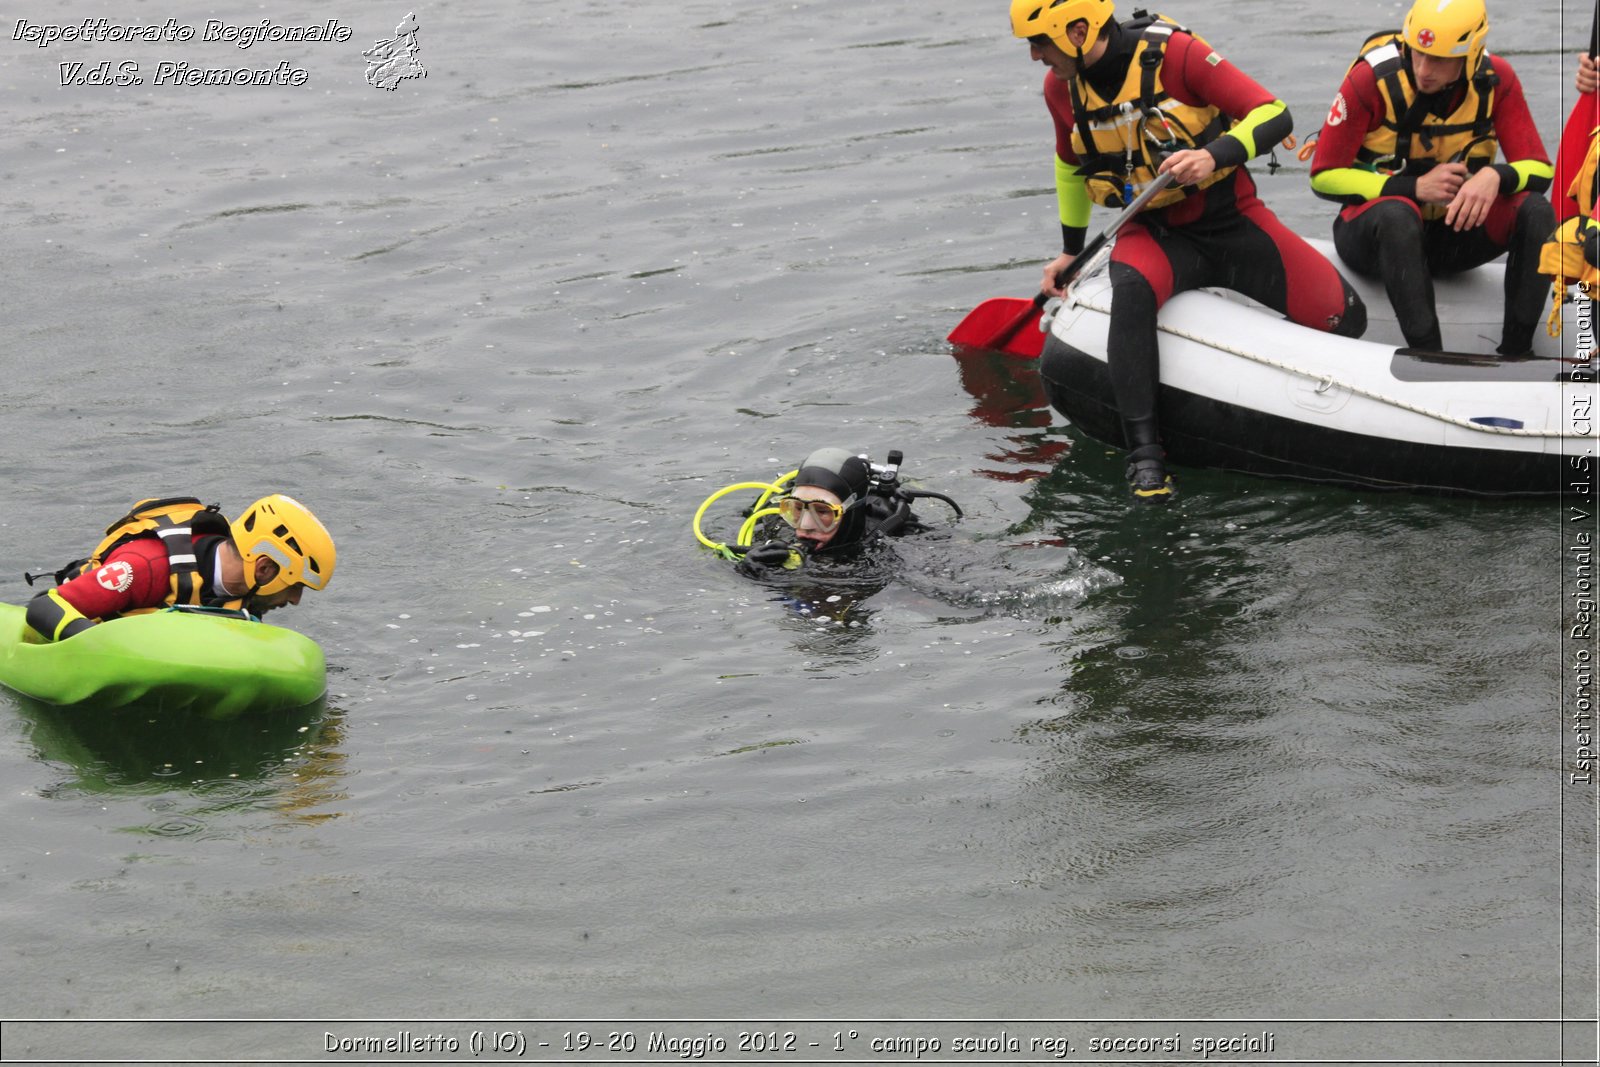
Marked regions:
[946,297,1047,358]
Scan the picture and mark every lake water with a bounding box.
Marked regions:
[1,0,1595,1063]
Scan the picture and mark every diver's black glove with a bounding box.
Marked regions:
[744,540,797,568]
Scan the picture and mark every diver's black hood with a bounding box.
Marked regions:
[795,447,872,554]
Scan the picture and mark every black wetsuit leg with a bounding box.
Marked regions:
[1106,259,1166,448]
[1421,193,1555,356]
[1333,199,1440,349]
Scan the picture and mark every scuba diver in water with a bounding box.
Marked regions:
[694,447,962,578]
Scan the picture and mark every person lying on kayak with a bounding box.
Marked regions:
[1010,0,1366,503]
[1309,0,1554,356]
[22,495,336,641]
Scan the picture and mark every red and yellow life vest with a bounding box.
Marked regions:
[1350,30,1498,219]
[72,497,244,614]
[1066,15,1235,209]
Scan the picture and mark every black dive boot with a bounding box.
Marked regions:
[1496,318,1537,358]
[1125,444,1175,503]
[1121,416,1175,502]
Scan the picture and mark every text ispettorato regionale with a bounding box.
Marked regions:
[13,18,354,50]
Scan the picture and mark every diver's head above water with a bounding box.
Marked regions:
[693,444,961,574]
[783,447,872,553]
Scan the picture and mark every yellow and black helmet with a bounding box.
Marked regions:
[1010,0,1115,51]
[1402,0,1488,78]
[230,495,336,596]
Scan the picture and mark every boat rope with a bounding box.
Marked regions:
[1055,289,1593,440]
[1158,321,1588,438]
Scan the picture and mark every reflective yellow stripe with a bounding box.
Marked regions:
[47,589,87,642]
[1224,99,1285,161]
[1055,157,1091,228]
[1309,165,1390,202]
[1509,158,1553,193]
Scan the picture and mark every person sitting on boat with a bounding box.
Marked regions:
[23,495,336,642]
[1309,0,1555,356]
[1011,0,1366,503]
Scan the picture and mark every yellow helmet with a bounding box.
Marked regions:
[1403,0,1488,77]
[1011,0,1115,52]
[231,495,336,596]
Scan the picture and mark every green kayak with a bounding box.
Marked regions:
[0,602,326,718]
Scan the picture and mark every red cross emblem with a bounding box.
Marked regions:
[1326,92,1348,127]
[1416,28,1435,48]
[95,560,134,593]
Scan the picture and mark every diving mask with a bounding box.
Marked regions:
[776,495,844,531]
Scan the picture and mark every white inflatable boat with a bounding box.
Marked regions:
[1036,239,1596,496]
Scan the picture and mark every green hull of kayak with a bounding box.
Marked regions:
[0,603,326,718]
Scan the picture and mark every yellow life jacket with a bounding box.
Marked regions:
[1065,14,1235,209]
[1351,30,1499,219]
[67,497,244,614]
[1540,127,1600,336]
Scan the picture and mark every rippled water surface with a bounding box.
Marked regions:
[1,0,1595,1057]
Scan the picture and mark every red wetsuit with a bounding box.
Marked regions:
[1310,53,1553,353]
[1042,23,1364,461]
[25,533,226,640]
[58,535,209,617]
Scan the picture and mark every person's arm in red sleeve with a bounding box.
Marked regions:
[24,540,170,641]
[1555,55,1600,221]
[1441,58,1553,231]
[1480,57,1552,196]
[1155,32,1290,184]
[1308,62,1411,205]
